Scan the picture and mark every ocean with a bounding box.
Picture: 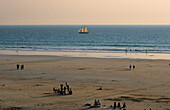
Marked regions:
[0,25,170,54]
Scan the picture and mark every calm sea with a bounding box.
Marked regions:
[0,25,170,54]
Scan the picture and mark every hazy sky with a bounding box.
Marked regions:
[0,0,170,25]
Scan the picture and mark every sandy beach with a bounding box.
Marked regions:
[0,55,170,110]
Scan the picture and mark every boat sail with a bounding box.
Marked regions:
[78,26,89,34]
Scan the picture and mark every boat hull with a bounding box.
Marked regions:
[79,32,89,34]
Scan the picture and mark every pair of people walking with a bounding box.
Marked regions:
[129,64,135,69]
[16,64,24,70]
[113,102,126,109]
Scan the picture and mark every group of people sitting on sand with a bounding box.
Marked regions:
[53,82,72,95]
[93,99,101,107]
[87,100,126,109]
[110,102,126,110]
[16,64,24,70]
[129,64,135,69]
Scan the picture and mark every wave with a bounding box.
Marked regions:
[1,46,170,54]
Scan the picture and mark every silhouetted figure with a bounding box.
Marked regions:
[60,84,63,91]
[65,81,68,85]
[66,85,69,92]
[113,102,116,109]
[96,100,100,106]
[64,86,66,95]
[125,49,128,55]
[53,87,57,93]
[94,99,97,105]
[16,64,20,70]
[129,64,131,69]
[69,88,72,95]
[117,102,121,108]
[122,103,126,108]
[21,64,24,70]
[133,65,135,69]
[65,81,70,92]
[60,84,63,95]
[97,86,102,90]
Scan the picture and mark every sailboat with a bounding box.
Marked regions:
[78,26,89,34]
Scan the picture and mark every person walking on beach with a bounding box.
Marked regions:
[16,64,20,70]
[129,64,131,69]
[133,65,135,69]
[21,64,24,70]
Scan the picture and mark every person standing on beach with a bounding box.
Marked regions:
[64,86,66,95]
[65,82,69,92]
[16,64,20,70]
[60,84,63,95]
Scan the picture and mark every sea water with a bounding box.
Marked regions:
[0,25,170,54]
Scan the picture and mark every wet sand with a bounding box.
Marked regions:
[1,50,170,60]
[0,55,170,110]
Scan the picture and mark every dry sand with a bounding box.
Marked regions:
[0,55,170,110]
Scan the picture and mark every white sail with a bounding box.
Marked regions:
[78,29,81,32]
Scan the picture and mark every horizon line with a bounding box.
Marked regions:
[1,24,170,26]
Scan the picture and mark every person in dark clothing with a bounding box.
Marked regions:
[66,85,69,92]
[133,65,135,69]
[69,88,72,95]
[65,82,70,92]
[113,102,116,109]
[94,99,97,105]
[64,86,66,95]
[129,64,131,69]
[122,102,126,108]
[53,87,57,93]
[16,64,20,70]
[21,65,24,70]
[117,102,121,108]
[60,84,63,95]
[60,84,63,91]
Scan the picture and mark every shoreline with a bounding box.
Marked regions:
[1,50,170,60]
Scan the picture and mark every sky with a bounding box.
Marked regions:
[0,0,170,25]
